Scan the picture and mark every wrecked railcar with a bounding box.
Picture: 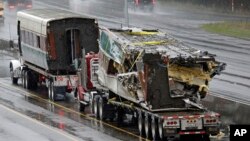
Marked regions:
[77,27,225,139]
[97,27,226,110]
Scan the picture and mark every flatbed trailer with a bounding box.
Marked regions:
[75,50,222,140]
[77,76,220,140]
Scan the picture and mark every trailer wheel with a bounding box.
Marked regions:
[89,97,95,114]
[48,82,51,100]
[93,95,100,119]
[51,82,55,101]
[79,102,85,112]
[151,116,159,140]
[158,118,164,140]
[145,113,152,139]
[202,134,210,141]
[24,71,31,89]
[21,70,26,88]
[117,107,125,126]
[98,97,105,120]
[138,110,145,136]
[48,81,55,101]
[10,64,18,84]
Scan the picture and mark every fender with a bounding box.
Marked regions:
[10,60,21,71]
[10,60,22,78]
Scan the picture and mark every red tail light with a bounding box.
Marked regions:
[9,5,15,9]
[204,118,217,124]
[152,0,156,5]
[166,120,179,126]
[26,4,32,8]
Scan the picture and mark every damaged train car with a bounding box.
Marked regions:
[97,27,226,110]
[77,27,226,139]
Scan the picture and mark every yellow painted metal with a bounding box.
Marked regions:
[168,64,213,91]
[127,31,159,36]
[131,40,175,46]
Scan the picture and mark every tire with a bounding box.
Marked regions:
[145,113,152,139]
[90,97,95,114]
[12,76,18,84]
[93,95,100,119]
[25,71,33,89]
[138,110,145,137]
[31,74,38,90]
[10,65,18,84]
[21,70,26,88]
[203,134,210,141]
[117,107,124,126]
[98,97,105,120]
[51,82,55,101]
[48,81,51,100]
[48,81,55,101]
[158,119,164,140]
[151,116,159,141]
[24,71,29,89]
[79,102,85,112]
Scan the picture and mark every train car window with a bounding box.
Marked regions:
[40,36,46,51]
[24,31,28,44]
[37,36,40,48]
[21,30,24,42]
[33,33,37,47]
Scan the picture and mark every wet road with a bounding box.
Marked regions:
[0,0,250,141]
[0,104,81,141]
[0,76,141,141]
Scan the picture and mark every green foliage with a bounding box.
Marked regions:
[201,21,250,39]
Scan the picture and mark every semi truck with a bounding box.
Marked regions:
[9,8,99,100]
[75,27,226,140]
[10,8,226,141]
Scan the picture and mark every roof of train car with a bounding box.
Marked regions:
[104,27,202,59]
[17,9,95,35]
[17,8,92,22]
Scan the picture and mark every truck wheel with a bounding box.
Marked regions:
[48,82,51,100]
[79,102,85,112]
[151,116,159,140]
[145,113,152,139]
[98,97,105,120]
[48,81,55,101]
[51,82,55,101]
[93,95,100,119]
[138,110,145,137]
[116,107,124,126]
[24,71,30,89]
[21,70,26,88]
[89,97,95,114]
[31,73,38,90]
[202,134,210,141]
[158,119,164,140]
[10,65,18,84]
